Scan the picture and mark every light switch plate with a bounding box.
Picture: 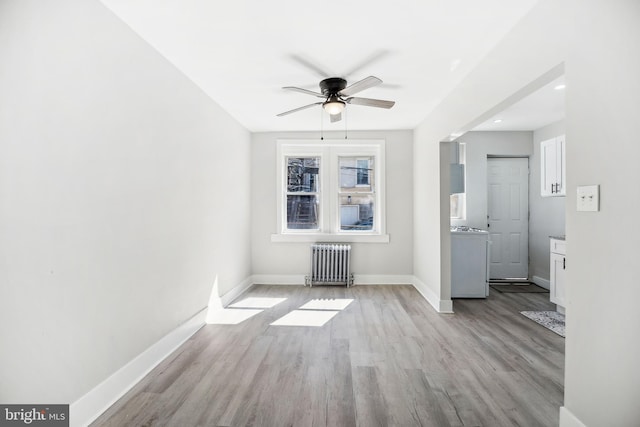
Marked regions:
[577,185,599,212]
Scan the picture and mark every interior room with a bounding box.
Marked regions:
[449,75,566,301]
[1,1,639,426]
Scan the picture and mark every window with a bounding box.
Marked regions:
[450,193,465,219]
[274,140,388,243]
[339,157,374,231]
[450,142,466,219]
[286,157,320,230]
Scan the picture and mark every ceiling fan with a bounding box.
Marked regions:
[277,76,395,122]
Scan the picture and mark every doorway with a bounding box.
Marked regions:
[487,157,529,279]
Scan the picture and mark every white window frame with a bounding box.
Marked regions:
[272,139,389,243]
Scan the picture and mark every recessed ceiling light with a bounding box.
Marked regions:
[554,84,566,90]
[493,119,503,123]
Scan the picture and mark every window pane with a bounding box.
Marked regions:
[450,193,466,219]
[450,194,460,218]
[287,157,319,192]
[340,157,373,191]
[287,195,319,229]
[339,194,374,231]
[356,159,370,185]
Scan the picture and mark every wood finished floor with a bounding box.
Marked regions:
[92,285,564,427]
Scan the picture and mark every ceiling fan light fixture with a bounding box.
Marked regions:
[323,99,345,115]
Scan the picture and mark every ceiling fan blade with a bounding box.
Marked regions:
[345,97,395,109]
[283,86,325,98]
[289,54,333,78]
[343,50,389,79]
[330,112,342,123]
[339,76,382,97]
[276,102,322,117]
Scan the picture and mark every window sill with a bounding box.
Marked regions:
[270,233,390,243]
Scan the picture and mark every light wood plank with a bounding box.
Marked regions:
[92,285,564,427]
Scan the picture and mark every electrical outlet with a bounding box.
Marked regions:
[577,185,599,212]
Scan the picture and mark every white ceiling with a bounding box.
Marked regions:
[100,0,541,132]
[473,76,565,131]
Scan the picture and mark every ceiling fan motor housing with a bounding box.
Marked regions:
[319,77,347,96]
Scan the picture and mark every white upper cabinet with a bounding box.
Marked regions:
[541,135,566,197]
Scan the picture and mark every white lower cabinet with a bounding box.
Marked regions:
[550,238,566,309]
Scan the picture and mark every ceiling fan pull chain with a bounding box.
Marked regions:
[344,107,348,140]
[320,106,324,141]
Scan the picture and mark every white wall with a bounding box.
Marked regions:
[414,0,640,424]
[413,136,450,307]
[563,1,640,425]
[251,131,413,281]
[530,121,566,282]
[452,131,533,229]
[0,0,251,404]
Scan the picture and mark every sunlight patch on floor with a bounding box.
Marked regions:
[270,310,339,327]
[299,298,354,311]
[206,309,263,325]
[228,297,287,309]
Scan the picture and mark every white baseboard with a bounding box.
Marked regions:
[70,308,207,427]
[438,298,454,313]
[220,276,254,307]
[532,275,550,290]
[251,274,453,313]
[250,274,414,287]
[559,406,587,427]
[411,276,453,313]
[354,274,413,285]
[250,274,306,285]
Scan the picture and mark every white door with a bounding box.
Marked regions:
[487,157,529,279]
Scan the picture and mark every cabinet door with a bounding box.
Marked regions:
[550,252,566,307]
[541,138,557,196]
[556,135,566,196]
[540,135,566,197]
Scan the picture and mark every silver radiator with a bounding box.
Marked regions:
[305,243,353,287]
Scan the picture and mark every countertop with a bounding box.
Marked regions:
[451,226,489,235]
